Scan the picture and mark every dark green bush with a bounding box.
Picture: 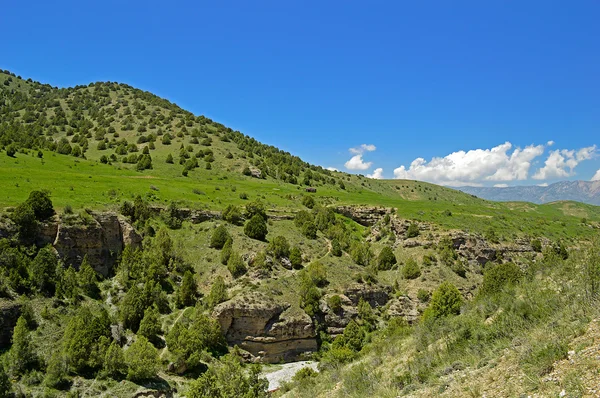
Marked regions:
[481,262,523,295]
[244,214,268,241]
[377,246,397,270]
[401,258,421,279]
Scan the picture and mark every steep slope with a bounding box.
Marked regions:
[459,181,600,206]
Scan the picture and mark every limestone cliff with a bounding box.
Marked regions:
[213,294,317,363]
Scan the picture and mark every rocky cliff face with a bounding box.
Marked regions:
[51,212,141,276]
[334,206,391,226]
[2,211,142,276]
[0,300,22,348]
[213,294,317,363]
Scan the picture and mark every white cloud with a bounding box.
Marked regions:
[532,145,596,180]
[393,142,545,185]
[345,155,372,170]
[547,140,555,146]
[326,167,338,172]
[349,144,376,155]
[345,144,377,171]
[494,184,508,188]
[592,169,600,181]
[537,183,549,187]
[367,168,384,179]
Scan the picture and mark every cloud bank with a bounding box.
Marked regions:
[393,141,596,186]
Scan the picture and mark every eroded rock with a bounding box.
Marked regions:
[213,294,317,363]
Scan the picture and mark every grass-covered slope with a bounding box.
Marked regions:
[1,69,600,242]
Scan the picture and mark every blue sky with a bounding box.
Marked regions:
[2,1,599,186]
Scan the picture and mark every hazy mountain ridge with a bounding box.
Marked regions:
[458,180,600,205]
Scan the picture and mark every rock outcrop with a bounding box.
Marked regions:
[213,294,317,363]
[0,300,22,348]
[321,294,357,336]
[334,206,391,226]
[344,284,391,308]
[386,296,420,324]
[51,212,141,276]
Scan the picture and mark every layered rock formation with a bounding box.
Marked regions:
[213,294,317,363]
[0,211,142,276]
[49,212,141,276]
[334,206,391,226]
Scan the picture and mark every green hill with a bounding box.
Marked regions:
[0,69,599,397]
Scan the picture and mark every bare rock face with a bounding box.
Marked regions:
[344,284,391,308]
[213,294,317,363]
[387,296,420,324]
[51,212,141,276]
[334,206,391,226]
[0,300,22,348]
[322,294,358,336]
[448,232,535,265]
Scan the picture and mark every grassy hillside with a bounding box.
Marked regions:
[1,69,600,398]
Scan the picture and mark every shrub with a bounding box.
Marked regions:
[25,190,54,220]
[138,306,162,345]
[245,200,267,220]
[531,239,542,253]
[305,261,327,287]
[125,336,159,381]
[227,252,247,278]
[301,221,317,239]
[402,258,421,279]
[244,214,268,241]
[220,238,233,265]
[451,260,467,278]
[350,241,373,266]
[268,236,290,259]
[406,223,419,238]
[292,367,318,382]
[210,225,231,249]
[206,276,227,309]
[417,289,430,302]
[294,210,314,228]
[11,203,37,240]
[187,354,267,398]
[377,246,397,270]
[481,262,523,295]
[302,195,315,209]
[328,295,343,313]
[299,277,322,317]
[289,246,303,269]
[331,239,342,257]
[175,270,197,308]
[222,204,243,225]
[425,282,463,318]
[104,341,126,378]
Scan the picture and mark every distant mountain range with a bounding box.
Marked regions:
[457,181,600,206]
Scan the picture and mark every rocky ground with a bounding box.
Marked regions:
[262,361,319,392]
